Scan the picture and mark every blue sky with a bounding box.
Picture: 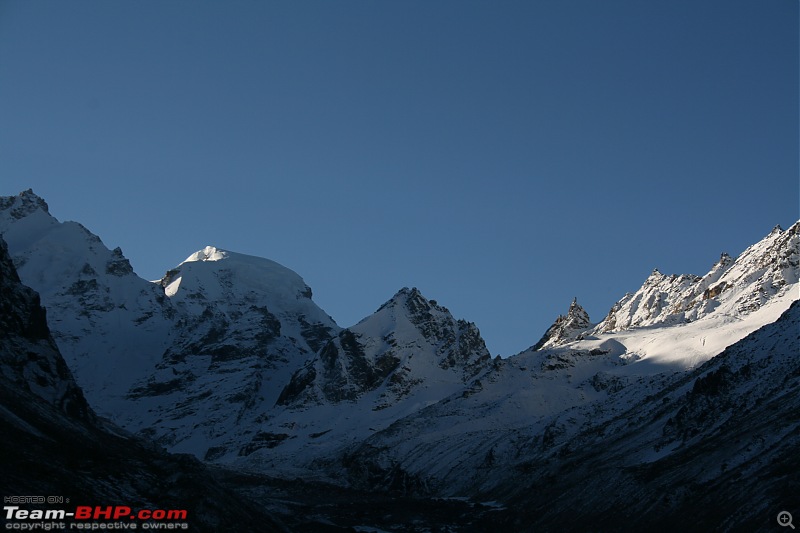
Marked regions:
[1,0,797,356]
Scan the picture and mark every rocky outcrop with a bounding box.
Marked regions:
[532,297,591,350]
[0,236,91,419]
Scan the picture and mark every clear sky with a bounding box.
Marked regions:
[1,1,797,356]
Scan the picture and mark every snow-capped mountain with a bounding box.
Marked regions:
[0,234,287,532]
[0,190,495,467]
[124,245,339,459]
[0,190,174,412]
[0,191,340,458]
[278,287,491,408]
[529,223,798,375]
[226,287,495,475]
[307,225,799,504]
[160,245,336,358]
[594,223,798,333]
[1,189,798,530]
[495,299,800,531]
[332,300,798,530]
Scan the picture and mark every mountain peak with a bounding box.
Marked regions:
[184,245,229,263]
[277,286,491,410]
[392,286,418,298]
[164,246,317,303]
[390,286,424,301]
[0,189,50,220]
[378,287,441,314]
[532,297,592,350]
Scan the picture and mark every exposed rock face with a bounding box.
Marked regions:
[277,287,492,407]
[0,236,91,419]
[532,297,591,350]
[229,287,496,473]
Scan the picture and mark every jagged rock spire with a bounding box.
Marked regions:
[533,297,591,350]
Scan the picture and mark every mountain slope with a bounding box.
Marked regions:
[497,299,800,532]
[230,287,495,476]
[0,191,342,461]
[0,234,287,532]
[0,189,175,412]
[531,222,798,375]
[123,245,340,459]
[336,300,799,530]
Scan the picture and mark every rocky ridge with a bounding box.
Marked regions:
[593,223,799,333]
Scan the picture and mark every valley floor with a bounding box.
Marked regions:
[217,468,515,532]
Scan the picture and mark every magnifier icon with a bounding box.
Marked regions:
[779,511,795,529]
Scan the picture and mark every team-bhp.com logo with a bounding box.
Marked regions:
[4,504,189,530]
